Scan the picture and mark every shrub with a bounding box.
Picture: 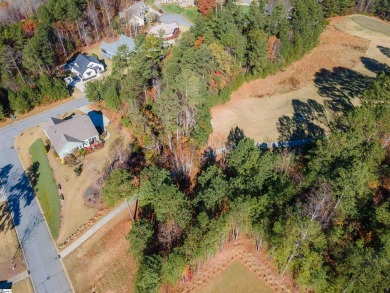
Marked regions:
[74,164,83,176]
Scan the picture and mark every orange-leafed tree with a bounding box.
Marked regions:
[267,35,281,61]
[197,0,216,16]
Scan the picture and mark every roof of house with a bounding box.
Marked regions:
[72,54,102,75]
[44,115,99,154]
[100,35,135,56]
[149,22,179,36]
[120,1,148,19]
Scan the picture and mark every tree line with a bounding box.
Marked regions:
[86,0,326,176]
[104,72,390,292]
[0,0,126,119]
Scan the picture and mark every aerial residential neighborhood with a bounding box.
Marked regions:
[0,0,390,292]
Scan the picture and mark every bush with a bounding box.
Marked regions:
[52,151,59,158]
[78,148,87,157]
[64,154,78,166]
[74,164,83,176]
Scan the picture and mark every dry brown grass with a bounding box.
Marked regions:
[171,238,296,293]
[63,210,136,293]
[209,15,390,148]
[12,277,34,293]
[0,203,27,280]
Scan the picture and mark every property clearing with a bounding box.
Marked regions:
[63,209,136,293]
[197,261,273,293]
[209,15,390,148]
[174,238,295,293]
[29,139,61,239]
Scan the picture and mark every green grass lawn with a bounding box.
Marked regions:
[197,261,274,293]
[351,15,390,36]
[29,139,61,239]
[162,4,200,23]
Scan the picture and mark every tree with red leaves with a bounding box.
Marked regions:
[197,0,216,16]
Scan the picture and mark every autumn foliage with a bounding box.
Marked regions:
[267,35,281,61]
[197,0,216,16]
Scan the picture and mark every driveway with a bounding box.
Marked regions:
[159,13,193,27]
[0,97,90,292]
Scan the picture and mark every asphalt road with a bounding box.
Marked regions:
[0,98,89,292]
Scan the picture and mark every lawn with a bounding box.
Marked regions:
[162,4,200,23]
[197,261,273,293]
[351,15,390,36]
[29,139,61,239]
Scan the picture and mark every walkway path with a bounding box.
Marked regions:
[59,201,129,258]
[0,97,90,292]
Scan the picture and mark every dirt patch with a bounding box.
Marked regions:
[171,238,295,293]
[0,203,27,280]
[209,15,390,147]
[12,278,34,293]
[63,210,136,293]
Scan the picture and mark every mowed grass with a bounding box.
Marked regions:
[197,261,274,293]
[162,4,200,23]
[29,139,60,239]
[351,15,390,36]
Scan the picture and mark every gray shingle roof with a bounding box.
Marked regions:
[100,35,135,57]
[72,54,102,75]
[44,115,99,154]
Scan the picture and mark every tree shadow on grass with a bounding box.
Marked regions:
[226,126,245,150]
[277,99,327,141]
[377,45,390,58]
[361,57,390,75]
[314,67,373,115]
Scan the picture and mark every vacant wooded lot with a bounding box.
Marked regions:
[209,15,390,148]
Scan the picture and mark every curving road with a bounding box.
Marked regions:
[0,98,89,292]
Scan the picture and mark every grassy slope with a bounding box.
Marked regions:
[351,15,390,36]
[197,261,273,293]
[162,4,200,23]
[29,139,60,239]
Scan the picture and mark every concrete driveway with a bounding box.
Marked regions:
[159,13,193,27]
[0,97,90,292]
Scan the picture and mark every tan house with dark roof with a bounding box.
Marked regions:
[44,115,99,158]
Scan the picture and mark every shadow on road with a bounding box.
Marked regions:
[5,167,36,227]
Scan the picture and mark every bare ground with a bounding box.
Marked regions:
[209,15,390,148]
[0,203,27,280]
[12,277,34,293]
[63,210,136,293]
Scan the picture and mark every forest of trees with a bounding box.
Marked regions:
[1,0,389,291]
[111,72,390,292]
[0,0,128,119]
[87,0,390,292]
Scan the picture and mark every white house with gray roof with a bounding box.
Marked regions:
[100,35,135,59]
[69,54,105,81]
[44,115,99,159]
